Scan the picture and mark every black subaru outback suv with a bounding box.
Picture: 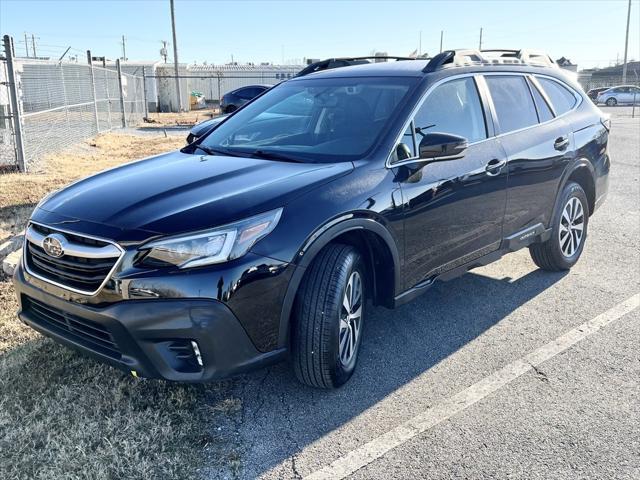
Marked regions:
[13,49,610,388]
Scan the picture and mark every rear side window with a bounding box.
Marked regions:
[528,80,554,122]
[536,77,577,115]
[413,77,487,143]
[485,76,538,134]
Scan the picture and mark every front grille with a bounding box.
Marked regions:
[23,296,121,359]
[24,223,121,294]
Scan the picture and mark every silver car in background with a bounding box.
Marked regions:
[596,85,640,106]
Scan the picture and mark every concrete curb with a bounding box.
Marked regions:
[0,232,24,261]
[2,248,21,277]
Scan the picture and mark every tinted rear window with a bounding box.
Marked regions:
[537,77,577,115]
[529,80,554,122]
[485,76,538,133]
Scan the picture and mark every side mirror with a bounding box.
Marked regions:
[418,132,468,161]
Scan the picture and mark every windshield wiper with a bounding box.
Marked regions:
[195,145,242,157]
[249,150,305,163]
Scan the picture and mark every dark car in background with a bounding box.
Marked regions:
[220,84,271,113]
[186,84,273,143]
[13,49,610,389]
[586,87,609,103]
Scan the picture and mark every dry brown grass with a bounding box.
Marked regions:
[142,108,219,127]
[0,132,240,479]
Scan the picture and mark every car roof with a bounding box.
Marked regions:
[290,59,571,84]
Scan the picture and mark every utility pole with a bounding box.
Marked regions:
[169,0,183,112]
[31,33,37,57]
[622,0,632,84]
[419,30,422,56]
[24,32,29,57]
[479,27,483,50]
[121,35,127,61]
[439,30,444,53]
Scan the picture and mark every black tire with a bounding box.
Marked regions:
[529,181,589,271]
[224,105,237,114]
[606,97,617,106]
[291,243,366,389]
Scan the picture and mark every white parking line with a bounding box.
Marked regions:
[305,293,640,480]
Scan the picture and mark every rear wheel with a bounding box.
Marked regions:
[224,105,237,114]
[606,97,617,106]
[291,243,365,389]
[529,181,589,271]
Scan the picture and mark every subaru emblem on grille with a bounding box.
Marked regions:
[42,234,66,258]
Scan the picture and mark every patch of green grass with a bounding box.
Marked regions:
[0,328,216,479]
[1,275,242,479]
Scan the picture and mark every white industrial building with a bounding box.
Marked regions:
[106,61,302,112]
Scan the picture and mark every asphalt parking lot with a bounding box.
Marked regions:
[210,106,639,479]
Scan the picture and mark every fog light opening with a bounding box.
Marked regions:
[191,340,203,366]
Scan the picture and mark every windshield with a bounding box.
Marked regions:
[198,77,417,162]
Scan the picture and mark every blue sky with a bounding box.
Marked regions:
[1,0,638,69]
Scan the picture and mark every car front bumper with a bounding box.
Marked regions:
[12,264,287,382]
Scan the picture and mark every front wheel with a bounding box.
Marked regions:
[529,181,589,271]
[291,244,366,389]
[606,97,617,106]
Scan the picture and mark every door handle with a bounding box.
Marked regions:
[554,136,570,151]
[485,158,506,176]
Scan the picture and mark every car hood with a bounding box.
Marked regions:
[38,150,353,236]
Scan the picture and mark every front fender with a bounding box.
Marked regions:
[276,214,401,348]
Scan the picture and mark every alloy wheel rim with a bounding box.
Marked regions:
[339,271,363,367]
[559,197,585,257]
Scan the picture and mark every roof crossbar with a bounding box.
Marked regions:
[423,48,557,72]
[423,49,488,72]
[481,49,556,67]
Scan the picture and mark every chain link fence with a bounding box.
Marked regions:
[0,57,16,170]
[1,35,147,171]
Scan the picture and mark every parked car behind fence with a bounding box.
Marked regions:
[596,85,640,106]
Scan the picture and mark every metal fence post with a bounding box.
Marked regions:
[104,68,113,130]
[3,35,26,172]
[142,66,149,119]
[116,59,127,128]
[217,71,222,110]
[86,50,100,132]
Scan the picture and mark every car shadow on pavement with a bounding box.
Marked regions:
[226,266,568,478]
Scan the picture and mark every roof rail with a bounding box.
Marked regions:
[423,48,558,72]
[296,56,418,77]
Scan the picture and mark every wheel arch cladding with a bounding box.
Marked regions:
[567,165,596,215]
[277,217,400,349]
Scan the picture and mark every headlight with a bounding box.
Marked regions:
[140,208,282,268]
